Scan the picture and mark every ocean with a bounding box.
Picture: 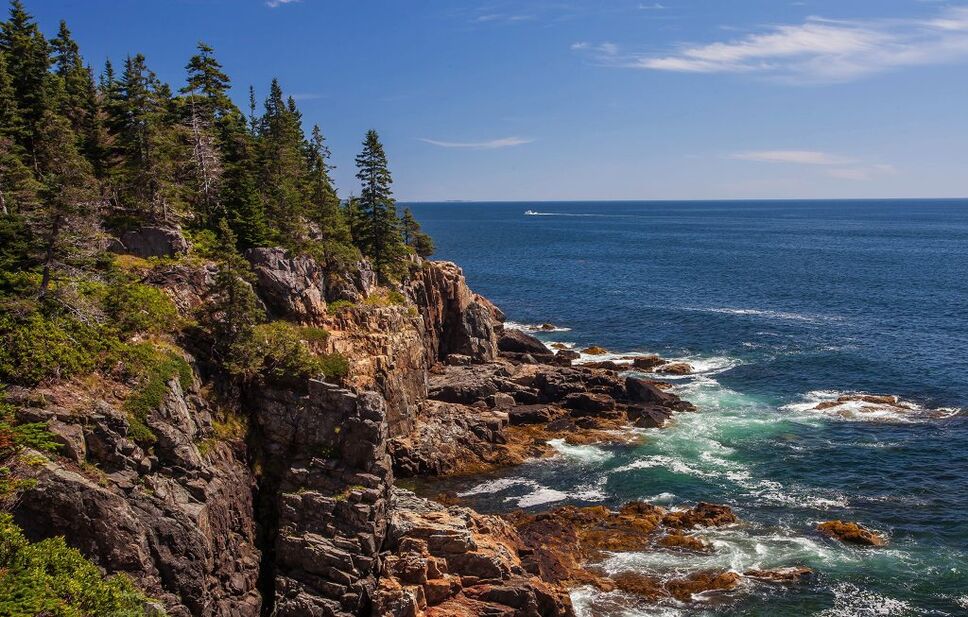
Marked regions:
[405,200,968,616]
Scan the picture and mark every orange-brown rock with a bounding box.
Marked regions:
[662,502,738,529]
[581,346,608,355]
[817,521,888,546]
[657,362,693,375]
[744,567,814,582]
[631,354,665,370]
[665,571,741,601]
[658,532,712,552]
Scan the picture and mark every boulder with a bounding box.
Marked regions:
[556,350,580,362]
[744,567,813,582]
[498,330,552,356]
[627,405,673,429]
[108,226,189,258]
[657,362,693,375]
[817,521,887,546]
[662,503,737,529]
[507,405,559,426]
[658,533,711,552]
[562,392,616,414]
[245,247,328,323]
[631,355,665,370]
[581,346,608,356]
[625,377,694,411]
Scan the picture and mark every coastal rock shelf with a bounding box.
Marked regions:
[5,250,822,616]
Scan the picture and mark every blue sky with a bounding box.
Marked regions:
[26,0,968,201]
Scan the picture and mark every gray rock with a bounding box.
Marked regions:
[108,227,189,258]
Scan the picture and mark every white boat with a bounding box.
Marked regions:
[524,210,539,216]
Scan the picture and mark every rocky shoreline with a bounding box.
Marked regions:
[4,249,882,617]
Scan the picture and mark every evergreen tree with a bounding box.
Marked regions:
[355,129,404,280]
[401,207,435,258]
[0,49,37,218]
[31,111,99,295]
[50,20,104,177]
[256,78,308,244]
[305,125,354,267]
[106,53,183,222]
[219,109,268,249]
[182,42,231,224]
[0,0,52,163]
[201,219,263,365]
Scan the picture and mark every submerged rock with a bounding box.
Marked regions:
[745,567,814,582]
[662,503,737,529]
[817,521,888,546]
[581,346,608,356]
[657,362,693,375]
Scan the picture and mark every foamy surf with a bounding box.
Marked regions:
[782,390,961,423]
[547,438,614,464]
[505,320,573,333]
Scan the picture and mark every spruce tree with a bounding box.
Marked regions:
[0,0,52,163]
[220,109,269,249]
[182,43,231,225]
[355,129,404,281]
[401,207,435,258]
[256,79,308,244]
[31,111,99,296]
[50,20,104,177]
[305,125,354,267]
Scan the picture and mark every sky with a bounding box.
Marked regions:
[25,0,968,201]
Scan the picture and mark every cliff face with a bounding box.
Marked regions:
[8,375,261,617]
[6,251,512,617]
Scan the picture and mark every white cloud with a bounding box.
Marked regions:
[419,137,534,150]
[571,41,618,55]
[579,6,968,83]
[266,0,300,7]
[730,150,855,165]
[639,3,666,9]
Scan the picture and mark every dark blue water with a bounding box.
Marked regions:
[407,200,968,616]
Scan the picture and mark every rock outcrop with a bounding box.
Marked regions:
[109,226,190,258]
[817,520,888,546]
[8,376,261,617]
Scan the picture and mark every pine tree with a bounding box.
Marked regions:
[355,129,404,281]
[256,79,309,244]
[31,111,99,296]
[0,49,37,218]
[50,20,105,178]
[219,109,269,249]
[0,0,52,164]
[401,207,435,258]
[202,219,263,364]
[106,53,183,222]
[305,125,354,267]
[182,43,231,225]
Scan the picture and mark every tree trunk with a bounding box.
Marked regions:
[39,214,63,297]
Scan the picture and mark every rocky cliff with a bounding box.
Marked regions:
[5,246,728,617]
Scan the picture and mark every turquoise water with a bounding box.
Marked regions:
[407,200,968,616]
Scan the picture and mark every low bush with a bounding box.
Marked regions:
[0,312,113,386]
[228,321,347,381]
[104,282,179,336]
[120,344,193,446]
[326,300,355,313]
[0,514,153,616]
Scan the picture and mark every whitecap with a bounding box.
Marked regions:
[547,438,614,464]
[515,487,569,508]
[457,477,535,497]
[688,306,844,324]
[818,582,916,616]
[782,390,961,424]
[504,320,572,333]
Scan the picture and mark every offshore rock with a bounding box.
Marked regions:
[817,521,888,546]
[498,329,552,356]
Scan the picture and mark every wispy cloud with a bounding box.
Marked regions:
[576,6,968,83]
[639,2,666,9]
[266,0,300,7]
[729,150,897,181]
[730,150,855,165]
[419,137,534,150]
[571,41,618,55]
[474,13,534,23]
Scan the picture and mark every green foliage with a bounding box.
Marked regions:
[120,343,193,446]
[327,299,355,313]
[104,281,179,336]
[355,130,406,282]
[0,395,58,458]
[0,513,155,616]
[227,321,347,381]
[362,289,408,308]
[0,311,113,386]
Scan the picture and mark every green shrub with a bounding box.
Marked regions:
[104,282,179,336]
[0,312,113,386]
[327,300,355,313]
[120,344,193,446]
[0,514,155,616]
[227,321,346,381]
[362,290,407,308]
